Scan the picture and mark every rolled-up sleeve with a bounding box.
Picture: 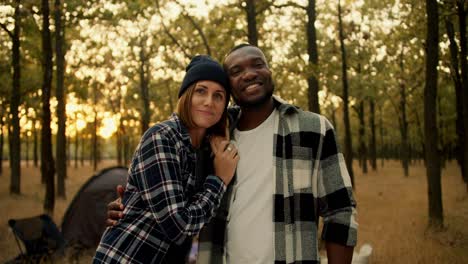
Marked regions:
[318,120,358,246]
[130,131,226,245]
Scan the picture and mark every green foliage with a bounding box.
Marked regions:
[0,0,461,159]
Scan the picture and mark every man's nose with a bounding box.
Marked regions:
[242,67,258,81]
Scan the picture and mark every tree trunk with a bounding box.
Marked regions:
[457,0,468,191]
[80,134,85,166]
[92,84,99,171]
[306,0,320,114]
[116,129,122,166]
[0,106,4,175]
[41,0,56,214]
[424,0,443,228]
[445,18,466,183]
[124,134,130,166]
[245,0,258,46]
[399,49,409,177]
[117,120,124,166]
[379,104,384,168]
[338,0,354,185]
[438,96,446,169]
[139,38,150,135]
[55,0,66,198]
[8,0,22,194]
[414,106,425,164]
[93,112,98,171]
[369,98,377,170]
[67,135,71,167]
[25,134,28,167]
[74,128,79,169]
[357,100,367,174]
[33,120,38,167]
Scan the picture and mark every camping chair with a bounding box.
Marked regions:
[7,214,66,263]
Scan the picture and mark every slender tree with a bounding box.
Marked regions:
[338,0,354,185]
[424,0,443,228]
[269,0,321,113]
[117,121,123,166]
[399,47,409,177]
[1,0,22,193]
[80,133,85,166]
[306,0,320,114]
[379,105,384,167]
[457,0,468,191]
[245,0,258,46]
[24,132,28,167]
[139,36,150,135]
[41,0,56,213]
[446,18,466,183]
[74,113,79,169]
[55,0,67,198]
[92,83,99,171]
[33,120,38,167]
[0,106,4,175]
[356,100,368,173]
[368,98,377,170]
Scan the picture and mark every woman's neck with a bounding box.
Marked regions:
[188,127,206,148]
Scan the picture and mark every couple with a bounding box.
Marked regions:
[94,44,357,264]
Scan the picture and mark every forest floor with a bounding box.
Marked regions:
[0,159,467,263]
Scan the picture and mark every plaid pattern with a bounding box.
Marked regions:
[94,113,226,264]
[198,96,357,264]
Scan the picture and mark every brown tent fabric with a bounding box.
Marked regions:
[61,166,128,248]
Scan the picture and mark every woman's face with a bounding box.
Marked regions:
[190,80,227,129]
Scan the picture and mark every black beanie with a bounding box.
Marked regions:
[178,55,230,101]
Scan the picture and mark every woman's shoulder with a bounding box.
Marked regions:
[140,114,186,144]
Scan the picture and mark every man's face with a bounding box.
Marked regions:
[224,46,274,107]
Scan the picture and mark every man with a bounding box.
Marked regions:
[108,44,357,264]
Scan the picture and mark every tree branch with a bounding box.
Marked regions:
[271,1,306,11]
[173,0,211,56]
[256,2,271,14]
[155,0,191,59]
[0,23,13,38]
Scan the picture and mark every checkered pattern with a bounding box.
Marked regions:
[94,114,226,264]
[198,97,357,264]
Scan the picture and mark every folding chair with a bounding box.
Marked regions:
[7,214,66,264]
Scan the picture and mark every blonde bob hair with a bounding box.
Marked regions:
[175,83,229,138]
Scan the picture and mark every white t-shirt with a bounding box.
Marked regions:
[226,110,278,264]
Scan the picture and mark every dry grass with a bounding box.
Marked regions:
[0,160,467,263]
[352,160,468,263]
[0,160,117,263]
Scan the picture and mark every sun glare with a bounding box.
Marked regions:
[99,115,118,139]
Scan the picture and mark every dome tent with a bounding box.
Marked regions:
[61,166,128,249]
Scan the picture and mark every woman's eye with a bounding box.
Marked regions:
[195,88,205,94]
[214,93,224,101]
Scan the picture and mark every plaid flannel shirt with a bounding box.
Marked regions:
[94,113,226,264]
[198,96,357,264]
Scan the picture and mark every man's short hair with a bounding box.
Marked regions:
[226,43,257,57]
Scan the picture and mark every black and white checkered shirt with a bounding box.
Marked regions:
[94,113,225,264]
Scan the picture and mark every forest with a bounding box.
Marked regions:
[0,0,467,245]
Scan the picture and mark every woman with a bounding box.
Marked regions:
[93,55,239,264]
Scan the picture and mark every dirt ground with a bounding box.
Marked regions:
[0,159,467,263]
